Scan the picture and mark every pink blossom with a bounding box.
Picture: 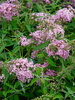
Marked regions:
[46,40,69,60]
[7,0,19,4]
[18,36,32,46]
[31,50,40,59]
[43,0,51,4]
[0,61,3,67]
[0,2,19,21]
[45,69,56,76]
[7,58,35,82]
[54,8,74,22]
[0,74,5,82]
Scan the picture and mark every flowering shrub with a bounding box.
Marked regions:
[0,0,75,100]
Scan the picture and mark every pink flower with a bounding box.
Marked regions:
[18,36,32,46]
[43,0,51,4]
[0,74,5,82]
[7,58,35,82]
[45,69,56,76]
[0,2,19,21]
[31,50,40,59]
[46,40,69,60]
[54,7,74,22]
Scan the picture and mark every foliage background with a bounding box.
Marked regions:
[0,0,75,100]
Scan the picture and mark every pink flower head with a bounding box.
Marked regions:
[7,58,35,83]
[46,40,69,60]
[18,36,32,46]
[0,74,5,82]
[45,69,56,76]
[0,2,19,21]
[43,0,51,4]
[55,8,74,22]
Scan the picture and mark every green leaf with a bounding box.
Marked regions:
[2,67,9,84]
[66,87,75,94]
[19,82,25,93]
[12,46,21,54]
[36,4,43,12]
[36,67,43,76]
[53,93,63,100]
[33,41,49,50]
[36,53,45,58]
[3,91,7,97]
[26,24,31,33]
[14,81,20,89]
[0,45,6,53]
[7,90,16,94]
[29,78,37,86]
[14,95,19,100]
[8,52,14,59]
[9,96,13,100]
[6,83,14,89]
[4,98,8,100]
[47,58,56,67]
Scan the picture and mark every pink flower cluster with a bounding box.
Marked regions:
[7,0,19,4]
[69,0,75,7]
[0,61,3,67]
[43,0,51,4]
[7,58,35,82]
[34,62,49,68]
[30,10,71,60]
[55,8,74,22]
[31,50,40,59]
[30,25,64,45]
[30,30,48,45]
[46,40,69,60]
[31,12,48,21]
[53,24,64,39]
[31,12,65,44]
[0,2,19,21]
[45,69,56,76]
[27,0,51,8]
[52,6,75,22]
[31,6,75,23]
[18,36,32,46]
[7,58,50,82]
[0,74,5,82]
